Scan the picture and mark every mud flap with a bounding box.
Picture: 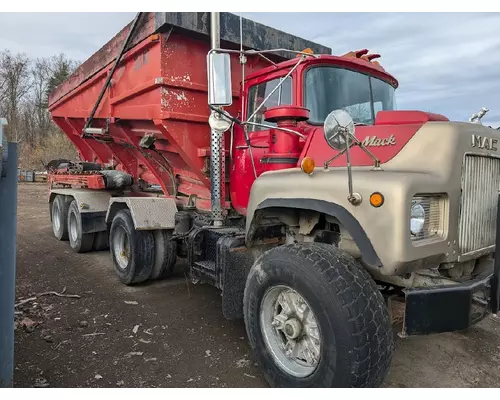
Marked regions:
[218,236,276,320]
[80,211,107,234]
[219,235,248,320]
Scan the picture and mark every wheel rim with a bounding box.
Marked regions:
[69,211,78,242]
[260,285,322,378]
[113,226,130,270]
[53,203,61,232]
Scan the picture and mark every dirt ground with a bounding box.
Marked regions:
[13,183,500,388]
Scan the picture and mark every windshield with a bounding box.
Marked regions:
[304,66,397,125]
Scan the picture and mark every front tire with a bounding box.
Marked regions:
[110,209,154,285]
[243,242,393,388]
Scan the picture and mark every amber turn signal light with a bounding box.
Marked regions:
[370,192,384,208]
[300,157,315,175]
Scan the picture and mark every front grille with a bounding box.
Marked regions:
[458,154,500,254]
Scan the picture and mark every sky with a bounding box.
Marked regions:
[0,12,498,127]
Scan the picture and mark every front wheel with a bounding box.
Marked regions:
[243,242,393,388]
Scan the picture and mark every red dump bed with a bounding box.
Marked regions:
[48,12,331,211]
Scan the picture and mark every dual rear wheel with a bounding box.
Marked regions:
[67,200,94,253]
[109,209,177,285]
[51,196,103,253]
[51,196,177,285]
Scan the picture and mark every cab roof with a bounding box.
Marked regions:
[245,51,399,88]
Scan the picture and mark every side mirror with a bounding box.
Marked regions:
[323,109,355,151]
[207,52,232,107]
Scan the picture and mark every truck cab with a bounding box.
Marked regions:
[230,51,400,211]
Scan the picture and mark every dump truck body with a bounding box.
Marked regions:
[48,12,331,211]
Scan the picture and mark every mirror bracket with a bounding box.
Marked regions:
[323,134,381,171]
[323,126,381,207]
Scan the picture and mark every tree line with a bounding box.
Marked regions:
[0,50,79,170]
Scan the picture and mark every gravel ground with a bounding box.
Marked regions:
[13,183,500,388]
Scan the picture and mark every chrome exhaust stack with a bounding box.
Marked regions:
[208,12,225,227]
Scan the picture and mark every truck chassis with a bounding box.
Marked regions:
[48,161,500,387]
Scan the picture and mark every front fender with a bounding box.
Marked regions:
[105,197,178,230]
[250,197,382,269]
[245,167,451,276]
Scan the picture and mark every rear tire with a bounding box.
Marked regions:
[150,230,177,280]
[51,195,70,241]
[110,209,154,285]
[67,200,95,253]
[243,242,393,388]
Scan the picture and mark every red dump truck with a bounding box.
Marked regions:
[47,12,500,388]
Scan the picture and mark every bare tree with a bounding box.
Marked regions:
[29,57,53,141]
[0,49,80,169]
[0,50,32,141]
[20,131,77,170]
[0,65,6,103]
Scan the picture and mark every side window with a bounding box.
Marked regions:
[246,77,292,132]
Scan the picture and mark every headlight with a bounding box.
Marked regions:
[410,194,447,242]
[410,203,425,235]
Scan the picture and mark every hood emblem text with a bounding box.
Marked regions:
[362,134,396,147]
[472,134,498,151]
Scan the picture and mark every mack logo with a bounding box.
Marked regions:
[362,134,396,147]
[472,134,498,151]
